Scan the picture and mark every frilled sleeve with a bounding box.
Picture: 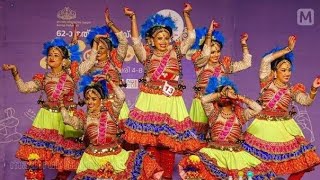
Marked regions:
[191,44,211,68]
[14,73,44,93]
[115,31,128,61]
[231,53,252,73]
[292,83,314,106]
[61,108,86,131]
[78,49,97,75]
[111,86,125,119]
[132,37,147,64]
[180,29,196,55]
[259,54,274,89]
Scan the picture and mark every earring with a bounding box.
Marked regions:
[151,40,155,46]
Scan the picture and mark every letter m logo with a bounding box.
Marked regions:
[297,9,314,26]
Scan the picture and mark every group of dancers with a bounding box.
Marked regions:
[2,3,320,180]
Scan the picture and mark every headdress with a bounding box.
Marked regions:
[140,13,177,40]
[263,46,294,71]
[205,76,238,95]
[42,37,82,63]
[86,26,119,48]
[78,70,108,99]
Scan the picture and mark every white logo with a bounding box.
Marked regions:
[0,108,22,143]
[57,7,76,20]
[126,79,139,89]
[157,9,184,41]
[297,9,314,26]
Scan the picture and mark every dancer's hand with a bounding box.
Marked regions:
[105,7,112,24]
[312,76,320,89]
[288,35,296,51]
[208,20,218,34]
[2,64,17,72]
[71,24,80,44]
[123,7,135,18]
[183,2,192,14]
[240,33,249,44]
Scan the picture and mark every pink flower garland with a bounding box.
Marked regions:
[218,114,236,141]
[102,61,110,74]
[212,66,222,77]
[151,52,171,81]
[267,88,287,109]
[98,112,107,145]
[51,73,67,101]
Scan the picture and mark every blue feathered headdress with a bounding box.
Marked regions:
[140,13,177,39]
[86,26,119,48]
[190,27,208,50]
[78,70,108,99]
[190,27,225,50]
[42,37,82,63]
[212,30,225,47]
[263,46,294,70]
[205,76,238,95]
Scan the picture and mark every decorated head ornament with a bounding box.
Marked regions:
[205,76,238,95]
[42,37,82,63]
[140,13,177,40]
[263,46,294,71]
[186,28,225,60]
[78,70,108,99]
[212,30,225,48]
[86,26,119,48]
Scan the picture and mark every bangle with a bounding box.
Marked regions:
[311,86,318,95]
[107,21,114,27]
[285,46,292,52]
[94,37,100,43]
[12,70,18,77]
[183,11,190,16]
[129,13,135,19]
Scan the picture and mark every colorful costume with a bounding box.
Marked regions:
[123,13,201,178]
[188,28,252,140]
[179,77,276,180]
[243,48,320,175]
[15,38,97,175]
[62,75,163,180]
[86,25,130,125]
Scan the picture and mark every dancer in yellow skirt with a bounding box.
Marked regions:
[179,76,276,180]
[187,21,252,141]
[243,35,320,179]
[2,29,99,179]
[122,3,202,179]
[62,74,163,180]
[85,8,130,136]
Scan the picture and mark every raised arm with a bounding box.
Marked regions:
[124,7,146,63]
[201,92,221,117]
[238,95,262,120]
[231,33,252,73]
[61,108,84,130]
[105,8,128,61]
[109,79,125,118]
[2,64,41,93]
[260,35,296,80]
[193,21,218,68]
[294,77,320,106]
[180,3,196,55]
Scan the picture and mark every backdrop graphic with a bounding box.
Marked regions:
[0,0,319,179]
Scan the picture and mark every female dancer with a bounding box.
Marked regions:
[179,77,276,180]
[61,74,163,180]
[2,33,99,179]
[123,3,201,179]
[243,36,320,180]
[189,21,252,140]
